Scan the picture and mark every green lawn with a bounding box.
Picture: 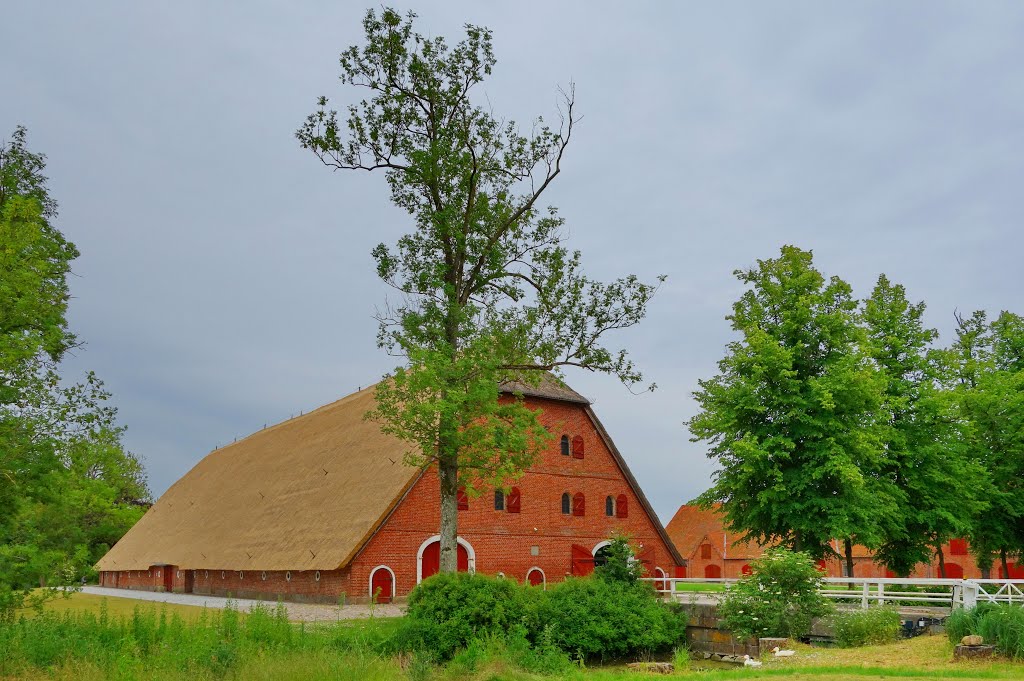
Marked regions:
[17,592,232,621]
[674,581,726,592]
[9,636,1024,681]
[6,596,1023,681]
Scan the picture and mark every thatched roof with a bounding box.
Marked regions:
[500,373,590,405]
[96,386,421,571]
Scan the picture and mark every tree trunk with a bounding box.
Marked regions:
[981,566,991,580]
[936,545,946,578]
[793,531,803,554]
[438,447,459,574]
[844,538,855,586]
[1000,547,1010,580]
[437,289,462,575]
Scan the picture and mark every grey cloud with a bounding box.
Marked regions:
[2,1,1022,523]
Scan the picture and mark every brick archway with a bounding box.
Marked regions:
[416,535,475,583]
[369,565,395,603]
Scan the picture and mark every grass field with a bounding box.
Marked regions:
[5,595,1024,680]
[6,636,1024,680]
[674,581,727,592]
[17,592,223,621]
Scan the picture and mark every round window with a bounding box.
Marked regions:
[315,571,321,582]
[261,571,267,581]
[285,571,292,582]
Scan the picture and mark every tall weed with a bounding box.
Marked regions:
[830,607,901,647]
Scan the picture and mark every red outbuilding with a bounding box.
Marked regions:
[97,377,683,602]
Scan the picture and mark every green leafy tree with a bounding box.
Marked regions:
[689,246,891,560]
[297,9,661,572]
[0,127,149,616]
[862,275,988,577]
[0,126,78,404]
[950,310,1024,577]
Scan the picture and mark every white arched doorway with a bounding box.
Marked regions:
[526,566,546,588]
[416,535,476,583]
[369,565,396,603]
[653,566,668,592]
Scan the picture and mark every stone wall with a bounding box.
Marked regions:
[678,602,761,657]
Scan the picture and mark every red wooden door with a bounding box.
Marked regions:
[162,567,174,592]
[421,541,469,580]
[704,564,721,578]
[571,544,594,576]
[371,569,394,603]
[1000,563,1024,579]
[637,546,655,571]
[945,563,964,578]
[527,568,544,587]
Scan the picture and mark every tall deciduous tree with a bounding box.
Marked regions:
[862,276,988,577]
[297,9,661,573]
[689,246,891,561]
[0,127,149,616]
[951,310,1024,577]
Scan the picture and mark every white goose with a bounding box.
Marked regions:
[742,655,763,667]
[771,646,796,657]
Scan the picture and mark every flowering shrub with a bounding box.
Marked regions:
[717,548,833,640]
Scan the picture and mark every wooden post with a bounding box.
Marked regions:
[861,582,870,609]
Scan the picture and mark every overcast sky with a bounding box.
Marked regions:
[3,2,1022,523]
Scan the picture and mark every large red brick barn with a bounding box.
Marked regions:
[97,378,684,602]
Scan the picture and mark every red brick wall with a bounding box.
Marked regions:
[348,397,679,600]
[100,396,677,603]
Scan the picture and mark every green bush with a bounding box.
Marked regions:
[831,607,901,647]
[536,575,687,660]
[718,548,833,640]
[398,572,537,661]
[593,535,645,584]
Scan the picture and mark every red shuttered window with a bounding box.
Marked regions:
[572,492,585,517]
[507,487,521,513]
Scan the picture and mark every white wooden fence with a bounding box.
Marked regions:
[640,577,1024,609]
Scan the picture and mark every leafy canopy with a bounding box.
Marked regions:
[863,275,989,577]
[689,245,889,558]
[0,127,149,617]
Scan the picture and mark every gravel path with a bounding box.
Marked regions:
[80,586,405,622]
